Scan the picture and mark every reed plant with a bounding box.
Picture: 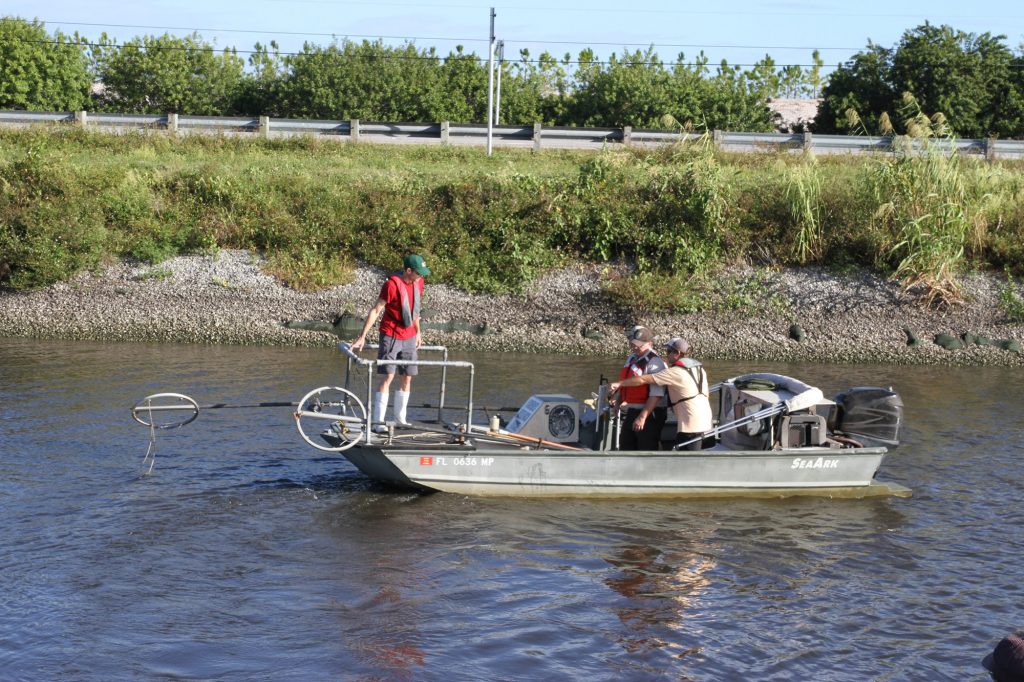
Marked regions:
[869,94,972,306]
[784,159,824,264]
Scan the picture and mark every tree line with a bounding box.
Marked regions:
[0,16,816,132]
[816,23,1024,139]
[2,16,1024,137]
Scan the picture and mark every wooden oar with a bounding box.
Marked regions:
[480,428,585,451]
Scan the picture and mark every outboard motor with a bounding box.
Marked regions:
[830,387,903,448]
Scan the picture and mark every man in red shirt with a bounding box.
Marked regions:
[351,254,430,432]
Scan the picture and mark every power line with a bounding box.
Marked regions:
[10,36,846,68]
[35,18,860,53]
[25,22,1024,68]
[510,39,854,50]
[38,20,488,44]
[257,0,1021,19]
[11,37,465,60]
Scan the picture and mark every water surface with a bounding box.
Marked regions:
[0,338,1019,680]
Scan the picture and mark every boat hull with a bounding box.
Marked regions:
[339,444,908,498]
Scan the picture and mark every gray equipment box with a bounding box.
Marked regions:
[780,414,828,448]
[505,394,580,443]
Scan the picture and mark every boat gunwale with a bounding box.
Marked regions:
[352,443,890,459]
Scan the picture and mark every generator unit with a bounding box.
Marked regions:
[504,394,580,443]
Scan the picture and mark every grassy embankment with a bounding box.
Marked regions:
[2,125,1024,317]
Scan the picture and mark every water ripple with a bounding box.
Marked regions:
[2,340,1021,679]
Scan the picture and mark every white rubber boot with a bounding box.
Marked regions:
[372,391,389,434]
[394,390,412,427]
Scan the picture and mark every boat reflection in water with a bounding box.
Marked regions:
[605,540,717,658]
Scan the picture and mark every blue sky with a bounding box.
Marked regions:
[7,0,1022,78]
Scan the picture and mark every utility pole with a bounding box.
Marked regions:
[486,7,495,156]
[494,40,504,126]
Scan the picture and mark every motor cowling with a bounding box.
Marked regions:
[830,387,903,448]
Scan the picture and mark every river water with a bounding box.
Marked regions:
[0,337,1020,680]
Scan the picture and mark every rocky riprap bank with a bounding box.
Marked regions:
[1,250,1021,366]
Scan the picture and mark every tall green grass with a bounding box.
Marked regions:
[868,96,972,306]
[1,125,1023,312]
[784,159,824,264]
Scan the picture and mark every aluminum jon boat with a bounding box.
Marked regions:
[288,343,910,499]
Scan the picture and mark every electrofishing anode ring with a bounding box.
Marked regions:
[131,393,200,429]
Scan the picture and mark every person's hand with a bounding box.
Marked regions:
[415,334,422,349]
[632,413,647,431]
[350,336,365,352]
[608,382,621,394]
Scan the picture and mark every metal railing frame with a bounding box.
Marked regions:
[3,109,1023,158]
[337,342,475,443]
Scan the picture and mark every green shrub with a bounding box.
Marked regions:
[2,126,1024,300]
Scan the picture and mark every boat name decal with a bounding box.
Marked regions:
[791,456,840,469]
[419,456,495,467]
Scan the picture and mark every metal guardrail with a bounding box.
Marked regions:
[2,109,1024,158]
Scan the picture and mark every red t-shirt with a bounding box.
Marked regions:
[378,275,422,340]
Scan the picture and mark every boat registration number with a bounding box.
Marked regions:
[418,456,495,467]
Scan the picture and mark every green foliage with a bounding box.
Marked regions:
[415,173,562,293]
[501,50,573,124]
[784,160,824,263]
[601,268,787,315]
[11,14,1024,144]
[869,95,971,305]
[264,249,353,291]
[95,32,245,114]
[815,43,894,134]
[889,24,1016,139]
[570,48,675,127]
[235,41,284,115]
[2,128,1024,304]
[0,16,785,131]
[816,23,1023,138]
[553,143,728,278]
[998,272,1024,322]
[0,145,107,287]
[428,48,489,122]
[602,271,708,314]
[0,17,91,110]
[565,48,775,131]
[277,40,441,121]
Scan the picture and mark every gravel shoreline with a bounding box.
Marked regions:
[1,250,1021,366]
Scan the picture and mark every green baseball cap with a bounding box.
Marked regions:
[404,254,431,276]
